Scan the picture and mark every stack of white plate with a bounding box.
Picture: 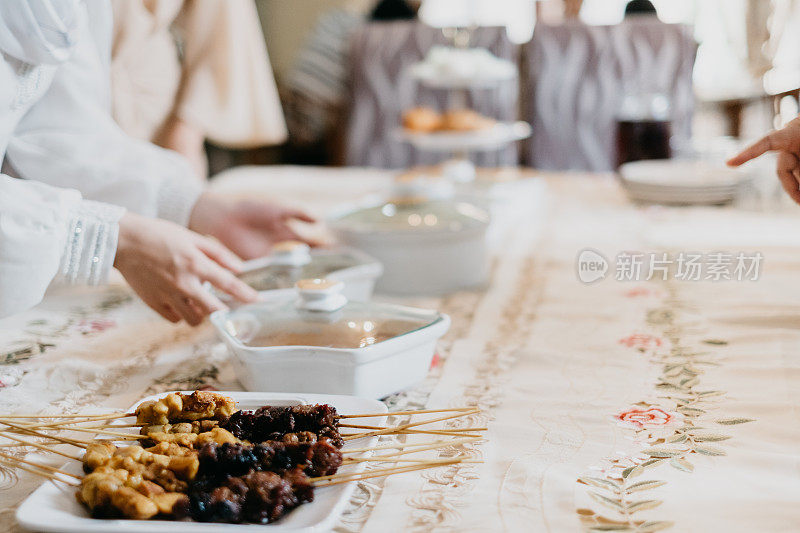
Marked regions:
[394,121,532,152]
[619,160,751,205]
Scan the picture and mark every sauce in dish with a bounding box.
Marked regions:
[238,318,427,349]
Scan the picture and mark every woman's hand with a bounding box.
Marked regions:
[114,212,259,325]
[728,117,800,204]
[188,193,318,260]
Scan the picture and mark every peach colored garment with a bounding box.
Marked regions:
[110,0,287,148]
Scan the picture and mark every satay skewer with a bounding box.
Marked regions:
[0,414,137,430]
[0,451,82,480]
[342,436,480,455]
[0,458,80,487]
[0,412,132,420]
[338,407,476,419]
[313,458,463,487]
[0,421,87,448]
[0,432,83,460]
[342,408,481,441]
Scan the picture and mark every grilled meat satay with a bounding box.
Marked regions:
[144,427,241,449]
[78,466,188,520]
[135,392,236,426]
[140,419,219,437]
[196,440,343,479]
[83,441,200,492]
[187,467,313,524]
[220,404,342,447]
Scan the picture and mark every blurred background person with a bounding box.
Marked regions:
[110,0,287,179]
[624,0,658,18]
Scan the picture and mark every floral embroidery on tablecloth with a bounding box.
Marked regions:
[577,284,755,532]
[617,333,663,352]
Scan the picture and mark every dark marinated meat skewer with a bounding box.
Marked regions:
[195,440,343,479]
[220,404,343,447]
[184,467,314,524]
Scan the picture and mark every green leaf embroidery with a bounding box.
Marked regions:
[640,459,665,469]
[702,339,727,345]
[690,434,731,442]
[638,521,675,532]
[665,434,687,444]
[625,499,663,512]
[626,480,666,493]
[579,477,621,492]
[694,445,726,456]
[677,407,705,416]
[589,526,633,532]
[715,417,755,425]
[622,465,644,479]
[669,457,693,472]
[589,491,624,511]
[644,447,683,458]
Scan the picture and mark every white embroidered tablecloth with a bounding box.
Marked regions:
[1,166,799,532]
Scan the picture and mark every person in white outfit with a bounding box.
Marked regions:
[0,1,314,324]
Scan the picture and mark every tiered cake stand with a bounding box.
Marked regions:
[396,44,531,183]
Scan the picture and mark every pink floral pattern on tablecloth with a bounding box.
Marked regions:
[618,333,662,351]
[75,318,116,335]
[615,407,678,429]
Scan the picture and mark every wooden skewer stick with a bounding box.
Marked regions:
[341,428,482,439]
[356,439,483,461]
[0,435,94,449]
[0,451,82,480]
[344,456,482,464]
[339,423,485,437]
[0,412,131,420]
[0,458,81,487]
[18,425,147,440]
[310,458,462,482]
[0,420,86,448]
[339,423,486,432]
[342,408,480,441]
[5,415,140,431]
[313,458,463,487]
[1,419,144,441]
[343,436,480,455]
[338,407,476,419]
[0,433,83,461]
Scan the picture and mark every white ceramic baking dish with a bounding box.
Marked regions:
[229,241,383,303]
[328,182,490,296]
[211,279,451,399]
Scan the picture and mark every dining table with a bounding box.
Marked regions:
[1,165,799,533]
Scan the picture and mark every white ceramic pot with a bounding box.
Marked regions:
[329,193,490,296]
[211,280,451,399]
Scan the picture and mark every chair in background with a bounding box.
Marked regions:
[522,20,697,172]
[345,22,519,169]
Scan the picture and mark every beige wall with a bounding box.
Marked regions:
[256,0,373,81]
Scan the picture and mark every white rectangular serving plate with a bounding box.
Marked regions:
[16,391,387,533]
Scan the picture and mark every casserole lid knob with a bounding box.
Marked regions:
[295,278,347,312]
[271,240,312,266]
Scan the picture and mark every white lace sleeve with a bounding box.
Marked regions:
[0,176,124,318]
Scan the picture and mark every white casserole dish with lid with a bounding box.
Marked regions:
[231,241,383,302]
[328,180,490,296]
[211,279,450,399]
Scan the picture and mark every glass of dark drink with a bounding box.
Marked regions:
[615,93,673,169]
